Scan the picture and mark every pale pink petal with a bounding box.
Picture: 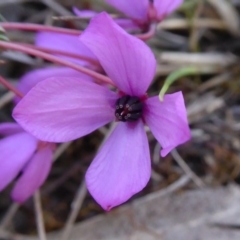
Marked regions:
[12,146,53,202]
[0,123,24,136]
[0,133,37,191]
[15,67,93,103]
[105,0,149,20]
[73,7,98,18]
[114,18,140,30]
[154,0,183,20]
[80,12,156,96]
[73,7,139,30]
[86,120,151,210]
[144,92,191,157]
[13,77,118,142]
[35,32,96,65]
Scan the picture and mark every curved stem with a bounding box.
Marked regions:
[1,22,156,40]
[0,41,114,86]
[19,43,100,67]
[135,23,157,41]
[0,22,81,35]
[0,76,23,98]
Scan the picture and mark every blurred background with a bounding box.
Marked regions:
[0,0,240,239]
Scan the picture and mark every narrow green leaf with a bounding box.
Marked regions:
[0,33,9,41]
[0,14,9,42]
[179,0,198,11]
[159,67,198,101]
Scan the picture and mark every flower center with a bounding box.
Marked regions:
[115,95,143,122]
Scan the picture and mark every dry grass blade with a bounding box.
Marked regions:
[34,190,47,240]
[158,19,227,30]
[159,52,237,66]
[0,91,14,109]
[198,72,234,92]
[156,52,238,76]
[53,141,73,162]
[135,174,191,204]
[207,0,240,36]
[187,93,225,124]
[189,1,204,51]
[0,203,19,232]
[41,0,73,16]
[171,149,205,188]
[60,181,87,240]
[1,51,38,65]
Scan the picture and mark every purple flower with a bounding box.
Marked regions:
[73,6,140,31]
[14,67,93,103]
[73,0,183,30]
[0,123,54,202]
[35,31,96,66]
[105,0,183,24]
[13,12,190,210]
[72,7,98,19]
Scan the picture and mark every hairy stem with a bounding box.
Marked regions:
[0,41,114,86]
[136,23,157,41]
[1,22,80,35]
[19,43,100,67]
[1,22,155,40]
[0,76,23,98]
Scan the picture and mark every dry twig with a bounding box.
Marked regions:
[171,149,205,188]
[60,181,87,240]
[34,190,47,240]
[0,203,19,232]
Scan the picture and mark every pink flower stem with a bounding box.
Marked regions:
[135,23,157,41]
[1,22,155,40]
[0,41,114,86]
[19,43,100,67]
[0,22,81,35]
[0,76,23,98]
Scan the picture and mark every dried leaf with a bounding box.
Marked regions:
[207,0,240,36]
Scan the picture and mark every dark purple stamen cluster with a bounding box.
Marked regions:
[115,95,143,122]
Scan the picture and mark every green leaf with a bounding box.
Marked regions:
[179,0,199,11]
[0,33,9,41]
[159,67,198,101]
[0,28,9,41]
[0,14,9,42]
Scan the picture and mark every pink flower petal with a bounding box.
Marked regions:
[11,146,53,203]
[35,32,96,65]
[0,123,23,136]
[86,121,151,210]
[154,0,183,20]
[15,67,93,103]
[114,18,140,31]
[73,7,139,30]
[73,7,98,18]
[105,0,149,20]
[0,133,37,191]
[144,92,191,157]
[13,77,118,142]
[80,12,156,96]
